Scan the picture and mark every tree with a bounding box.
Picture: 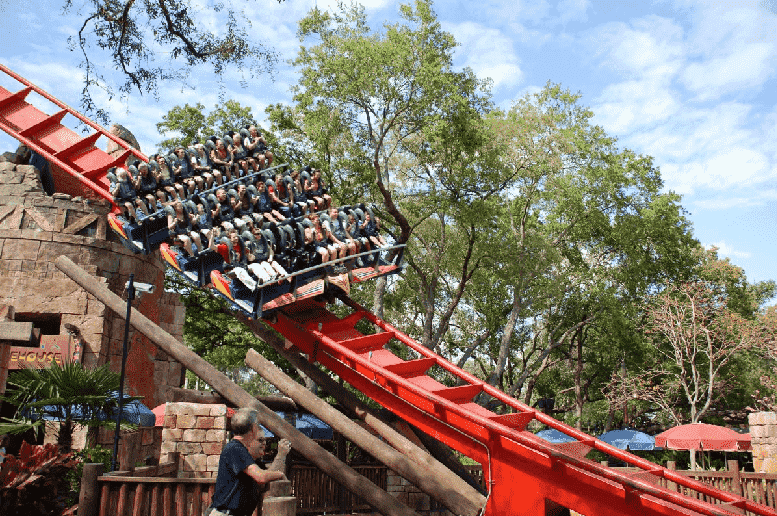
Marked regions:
[461,84,698,413]
[0,361,131,452]
[273,0,492,316]
[155,103,207,150]
[606,248,776,427]
[156,100,257,151]
[64,0,280,125]
[175,275,299,390]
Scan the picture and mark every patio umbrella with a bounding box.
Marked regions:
[654,423,751,470]
[597,428,656,451]
[536,428,576,444]
[654,423,749,451]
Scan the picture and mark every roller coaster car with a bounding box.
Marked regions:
[160,242,226,287]
[108,210,171,255]
[207,245,405,319]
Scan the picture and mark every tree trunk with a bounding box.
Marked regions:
[373,275,387,320]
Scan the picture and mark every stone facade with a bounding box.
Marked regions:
[749,411,777,473]
[160,402,229,478]
[0,161,186,408]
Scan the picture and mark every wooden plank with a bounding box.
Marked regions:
[131,483,145,516]
[98,484,110,516]
[116,484,128,516]
[163,484,172,516]
[150,485,160,516]
[191,483,202,516]
[175,483,185,516]
[63,213,98,235]
[78,463,104,516]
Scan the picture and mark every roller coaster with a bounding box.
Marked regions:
[1,63,773,516]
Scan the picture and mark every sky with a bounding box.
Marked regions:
[0,0,775,291]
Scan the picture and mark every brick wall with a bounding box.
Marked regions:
[749,411,777,473]
[161,402,228,478]
[0,160,186,407]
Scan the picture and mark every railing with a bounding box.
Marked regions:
[654,461,777,514]
[82,458,777,516]
[81,460,386,516]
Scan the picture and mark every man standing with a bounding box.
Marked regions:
[208,408,289,516]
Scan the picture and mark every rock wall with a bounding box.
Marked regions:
[749,411,777,473]
[161,402,228,478]
[0,161,185,408]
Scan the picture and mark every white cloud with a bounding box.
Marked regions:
[591,17,684,79]
[557,0,590,25]
[446,22,523,91]
[681,42,776,100]
[704,241,752,260]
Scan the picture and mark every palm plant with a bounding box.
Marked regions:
[0,361,137,452]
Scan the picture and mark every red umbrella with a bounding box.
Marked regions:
[654,423,750,451]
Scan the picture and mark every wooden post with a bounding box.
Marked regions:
[239,317,488,506]
[118,431,142,473]
[728,460,744,496]
[54,256,420,516]
[666,461,677,492]
[78,462,104,516]
[246,349,486,516]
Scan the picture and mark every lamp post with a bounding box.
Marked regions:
[111,274,135,472]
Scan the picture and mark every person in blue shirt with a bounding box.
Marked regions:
[208,408,288,516]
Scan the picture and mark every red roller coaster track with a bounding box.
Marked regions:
[0,64,772,516]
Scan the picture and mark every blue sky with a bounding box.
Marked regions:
[0,0,775,291]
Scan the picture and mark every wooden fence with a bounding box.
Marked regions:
[82,459,777,516]
[659,461,777,512]
[81,460,386,516]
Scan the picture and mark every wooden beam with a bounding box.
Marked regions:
[53,256,420,516]
[246,349,486,516]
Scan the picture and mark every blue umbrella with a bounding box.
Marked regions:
[598,428,656,450]
[263,412,332,440]
[35,392,156,427]
[536,428,576,444]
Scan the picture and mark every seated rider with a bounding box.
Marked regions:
[111,168,148,222]
[361,211,387,248]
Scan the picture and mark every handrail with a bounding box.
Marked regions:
[0,62,147,165]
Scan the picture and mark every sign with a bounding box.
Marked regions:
[8,335,82,370]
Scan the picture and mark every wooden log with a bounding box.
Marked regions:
[264,496,297,516]
[118,431,142,473]
[246,349,485,516]
[78,462,104,516]
[175,483,185,516]
[238,318,487,505]
[54,256,420,516]
[168,386,299,411]
[727,461,743,497]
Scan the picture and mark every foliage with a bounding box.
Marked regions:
[156,100,257,151]
[0,361,136,453]
[273,0,492,251]
[64,0,280,125]
[0,441,79,516]
[170,274,297,387]
[605,248,776,425]
[65,445,113,507]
